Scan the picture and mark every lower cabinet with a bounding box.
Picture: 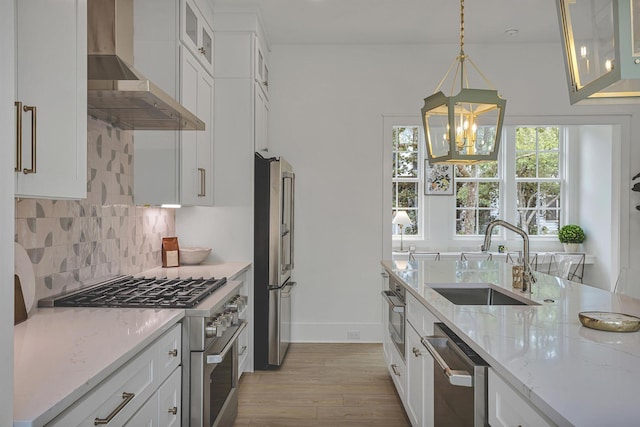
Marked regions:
[406,293,438,427]
[488,368,554,427]
[125,367,182,427]
[49,324,182,426]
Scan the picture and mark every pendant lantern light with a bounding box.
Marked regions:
[557,0,640,104]
[421,0,506,164]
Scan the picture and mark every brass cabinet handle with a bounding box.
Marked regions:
[94,392,135,425]
[263,81,268,87]
[168,349,178,357]
[22,105,36,174]
[168,406,178,415]
[197,168,206,197]
[15,101,22,172]
[390,364,400,376]
[412,347,422,357]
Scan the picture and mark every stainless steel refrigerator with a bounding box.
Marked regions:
[254,153,296,369]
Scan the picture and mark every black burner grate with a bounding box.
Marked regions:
[54,276,227,308]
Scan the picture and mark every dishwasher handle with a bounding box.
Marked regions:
[381,290,404,313]
[421,336,472,387]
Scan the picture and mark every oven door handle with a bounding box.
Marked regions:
[421,335,472,387]
[381,290,405,313]
[206,320,248,364]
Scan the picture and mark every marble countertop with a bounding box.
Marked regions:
[14,261,251,427]
[382,259,640,427]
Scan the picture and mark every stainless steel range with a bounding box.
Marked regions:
[40,275,247,427]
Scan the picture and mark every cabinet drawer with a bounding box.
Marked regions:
[407,292,438,336]
[488,369,554,427]
[49,345,156,426]
[158,367,182,427]
[155,324,182,383]
[49,324,182,426]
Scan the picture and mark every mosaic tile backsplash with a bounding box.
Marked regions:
[15,117,175,302]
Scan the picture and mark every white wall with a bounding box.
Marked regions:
[269,42,640,342]
[1,0,14,422]
[577,125,626,290]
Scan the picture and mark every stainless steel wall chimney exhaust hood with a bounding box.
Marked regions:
[87,0,205,131]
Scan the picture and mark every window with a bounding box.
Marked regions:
[392,126,420,235]
[455,163,500,235]
[388,121,570,242]
[515,127,561,236]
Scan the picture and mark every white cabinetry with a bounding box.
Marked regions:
[213,14,270,206]
[181,0,213,75]
[125,367,182,427]
[406,292,437,427]
[488,369,554,427]
[14,0,87,199]
[133,0,214,206]
[254,36,269,98]
[49,324,182,426]
[180,49,214,206]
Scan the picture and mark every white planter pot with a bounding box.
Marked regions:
[563,243,580,253]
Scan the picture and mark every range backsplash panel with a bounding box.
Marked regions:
[15,117,176,302]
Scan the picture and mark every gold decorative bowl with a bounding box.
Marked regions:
[578,311,640,332]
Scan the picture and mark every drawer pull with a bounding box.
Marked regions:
[15,101,22,172]
[412,347,422,357]
[168,349,178,357]
[23,105,37,174]
[94,392,135,425]
[238,345,247,356]
[390,364,400,376]
[168,406,178,415]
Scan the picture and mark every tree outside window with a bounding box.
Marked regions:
[455,163,500,235]
[392,126,420,235]
[515,127,561,236]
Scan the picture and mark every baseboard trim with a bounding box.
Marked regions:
[291,321,382,343]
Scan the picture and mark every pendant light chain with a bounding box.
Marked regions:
[459,0,465,56]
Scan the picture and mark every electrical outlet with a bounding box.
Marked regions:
[347,330,360,340]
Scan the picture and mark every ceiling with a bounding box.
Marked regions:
[211,0,562,45]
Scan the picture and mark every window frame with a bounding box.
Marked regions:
[391,125,423,238]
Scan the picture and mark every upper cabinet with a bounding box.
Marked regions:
[212,13,271,206]
[133,0,214,207]
[254,36,269,98]
[181,0,214,76]
[14,0,87,200]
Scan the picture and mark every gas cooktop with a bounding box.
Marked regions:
[45,276,227,309]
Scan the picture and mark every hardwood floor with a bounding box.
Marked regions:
[234,343,411,426]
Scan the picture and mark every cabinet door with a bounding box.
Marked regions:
[254,84,269,153]
[406,324,424,427]
[488,369,553,427]
[15,0,87,199]
[158,367,181,427]
[254,35,269,97]
[124,393,158,427]
[181,0,213,75]
[180,49,213,206]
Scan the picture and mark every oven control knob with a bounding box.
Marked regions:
[205,322,217,338]
[226,310,239,325]
[214,317,226,335]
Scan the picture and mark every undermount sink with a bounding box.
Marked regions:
[430,283,539,306]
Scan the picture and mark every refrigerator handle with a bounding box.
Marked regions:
[290,172,295,271]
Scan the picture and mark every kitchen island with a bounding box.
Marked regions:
[14,261,250,427]
[382,259,640,427]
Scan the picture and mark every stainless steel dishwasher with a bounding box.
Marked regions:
[422,323,489,426]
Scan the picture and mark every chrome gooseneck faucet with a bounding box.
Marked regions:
[481,219,536,292]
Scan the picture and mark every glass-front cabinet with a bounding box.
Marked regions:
[181,0,213,75]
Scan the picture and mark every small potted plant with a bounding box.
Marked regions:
[558,224,585,252]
